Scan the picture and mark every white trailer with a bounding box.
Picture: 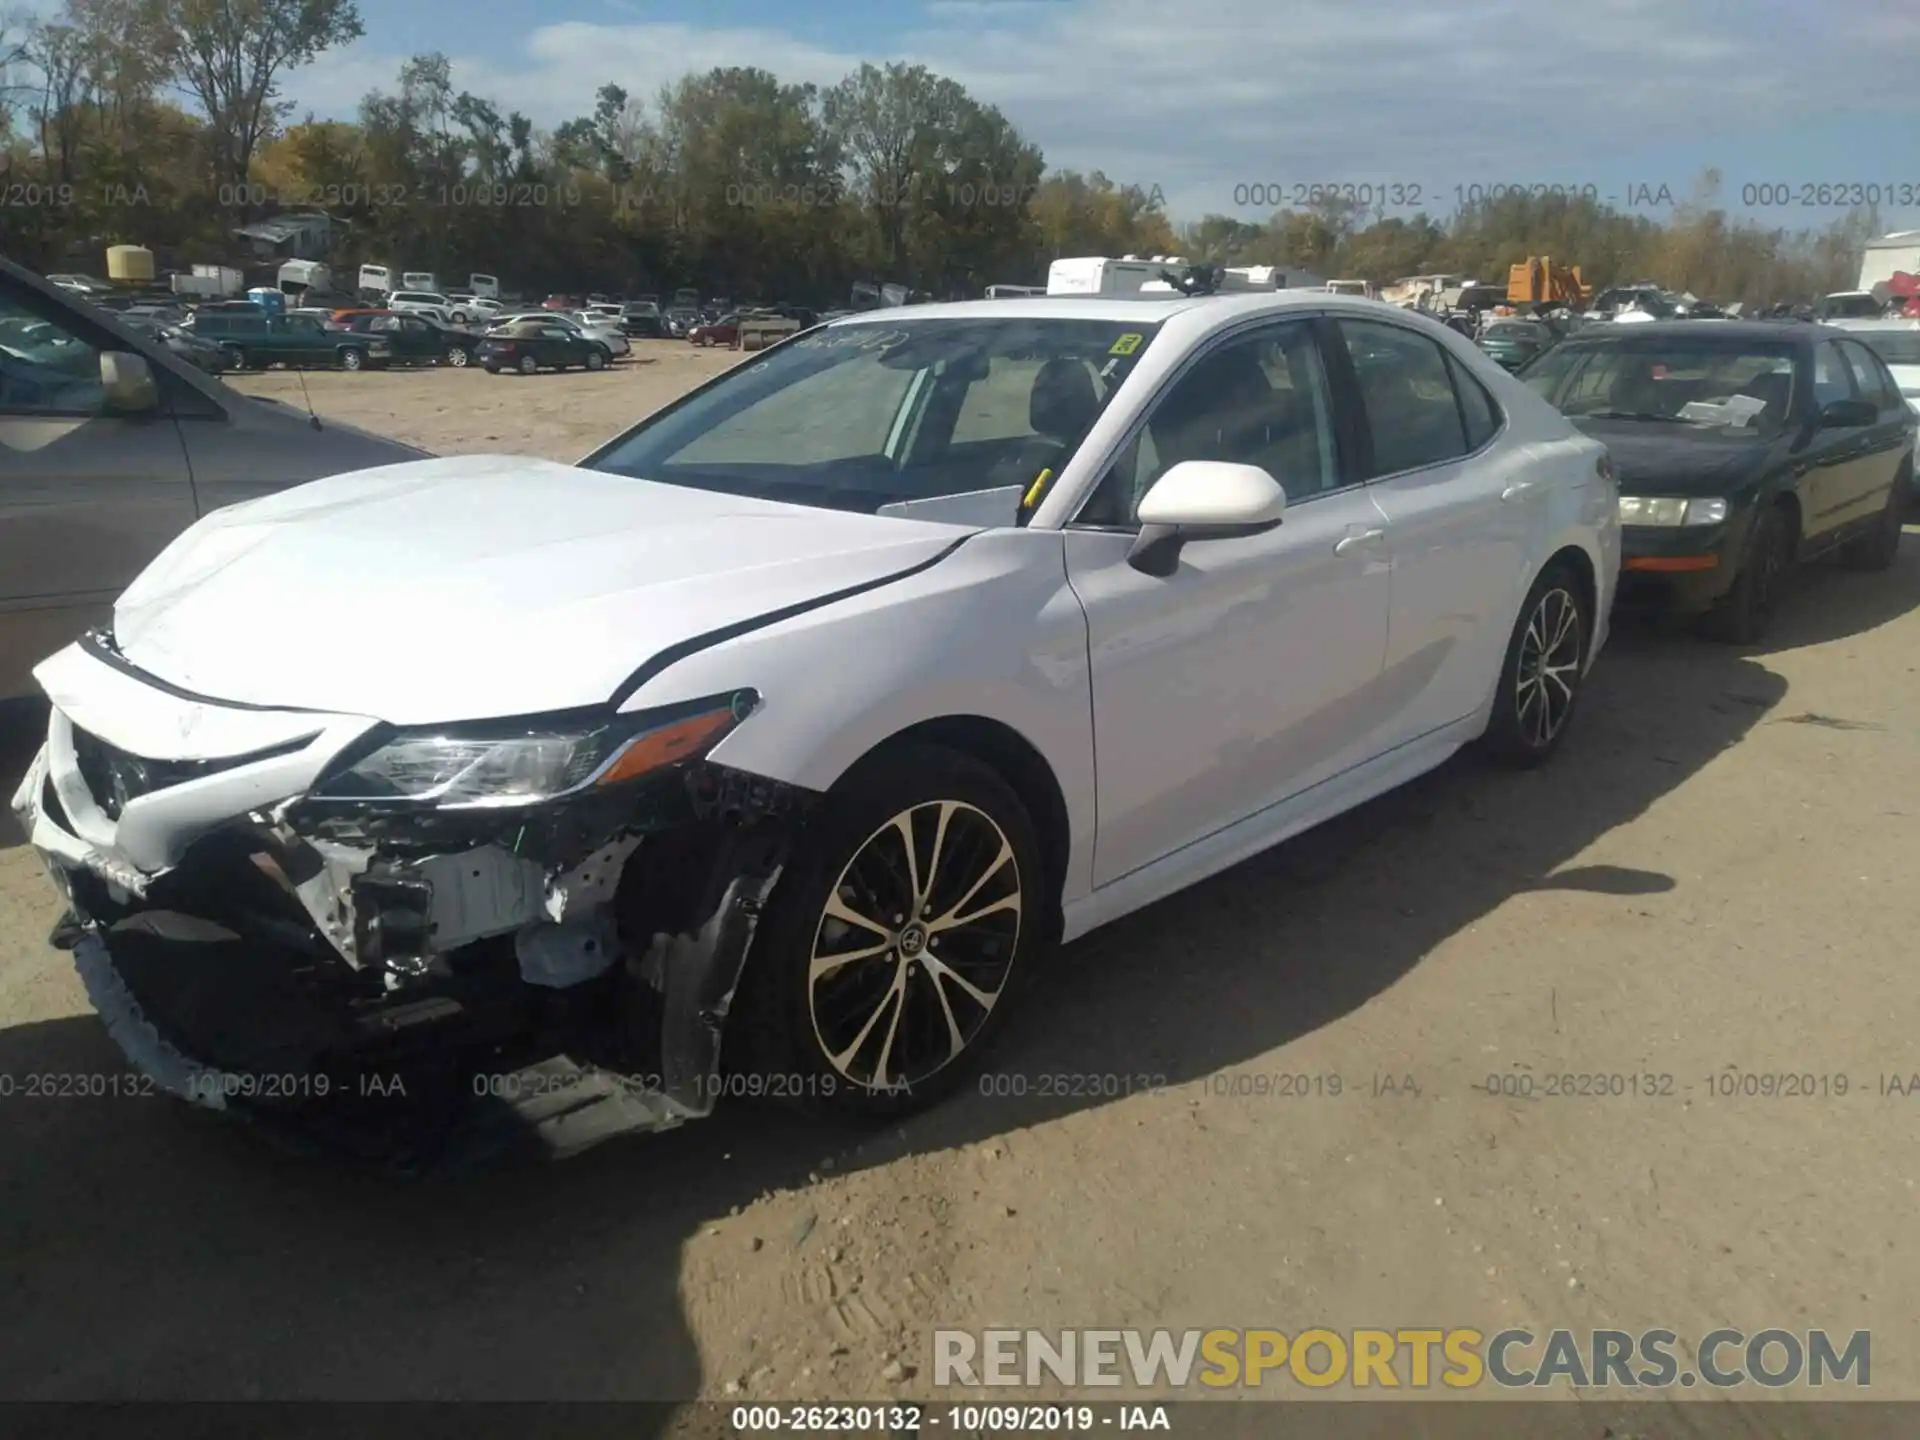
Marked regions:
[1048,256,1287,297]
[278,259,331,295]
[358,263,394,296]
[1859,232,1920,293]
[169,264,245,298]
[1047,255,1190,296]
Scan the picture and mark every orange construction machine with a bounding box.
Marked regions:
[1508,256,1589,307]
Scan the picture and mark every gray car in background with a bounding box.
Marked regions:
[0,256,429,698]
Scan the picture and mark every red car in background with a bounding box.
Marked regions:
[541,294,581,311]
[687,313,739,346]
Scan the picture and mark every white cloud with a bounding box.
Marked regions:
[275,0,1920,223]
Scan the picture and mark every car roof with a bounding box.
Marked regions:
[1556,319,1837,344]
[1826,318,1920,331]
[815,292,1508,358]
[823,292,1442,326]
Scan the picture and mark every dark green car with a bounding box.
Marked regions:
[335,310,479,367]
[1478,318,1555,370]
[476,318,609,374]
[1524,320,1915,641]
[185,309,392,371]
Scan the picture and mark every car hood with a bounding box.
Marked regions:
[1569,419,1779,495]
[101,456,972,725]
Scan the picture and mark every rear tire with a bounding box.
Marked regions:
[1700,501,1793,643]
[1840,464,1909,572]
[731,744,1044,1120]
[518,354,538,376]
[1479,560,1589,768]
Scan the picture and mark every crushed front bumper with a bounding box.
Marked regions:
[9,644,808,1166]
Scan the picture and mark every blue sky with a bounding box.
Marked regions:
[28,0,1920,233]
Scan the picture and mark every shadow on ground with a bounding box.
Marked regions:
[0,552,1913,1419]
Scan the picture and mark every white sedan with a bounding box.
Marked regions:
[490,310,629,357]
[9,292,1618,1163]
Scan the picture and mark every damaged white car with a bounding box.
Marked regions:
[10,292,1617,1163]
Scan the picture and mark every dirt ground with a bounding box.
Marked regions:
[3,350,1919,1411]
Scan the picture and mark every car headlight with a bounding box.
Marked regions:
[1618,496,1728,526]
[309,690,759,808]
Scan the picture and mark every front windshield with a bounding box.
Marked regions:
[584,316,1160,515]
[1855,331,1920,366]
[1522,339,1796,431]
[1486,323,1546,340]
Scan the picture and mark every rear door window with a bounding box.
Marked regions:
[1337,319,1470,476]
[1812,341,1857,408]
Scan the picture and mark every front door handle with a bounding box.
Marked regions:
[1501,480,1540,502]
[1334,528,1386,555]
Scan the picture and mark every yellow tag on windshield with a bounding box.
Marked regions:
[1109,333,1142,355]
[1023,468,1053,509]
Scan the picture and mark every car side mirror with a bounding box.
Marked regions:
[100,350,157,413]
[1819,397,1877,429]
[1126,460,1287,577]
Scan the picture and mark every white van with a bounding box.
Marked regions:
[358,264,394,297]
[401,271,437,292]
[468,273,500,299]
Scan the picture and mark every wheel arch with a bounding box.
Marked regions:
[1540,541,1598,639]
[848,714,1071,942]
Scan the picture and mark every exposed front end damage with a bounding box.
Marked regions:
[12,694,815,1167]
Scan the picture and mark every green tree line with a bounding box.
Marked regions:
[0,0,1878,304]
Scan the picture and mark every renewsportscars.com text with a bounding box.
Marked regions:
[932,1327,1870,1389]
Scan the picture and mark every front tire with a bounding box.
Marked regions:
[586,347,607,371]
[445,346,469,367]
[734,744,1043,1119]
[1840,465,1909,572]
[1479,560,1589,768]
[1700,501,1793,643]
[339,348,364,372]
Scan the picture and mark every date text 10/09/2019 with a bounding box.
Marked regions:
[729,1405,1168,1432]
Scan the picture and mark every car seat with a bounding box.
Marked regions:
[1734,370,1792,427]
[994,357,1104,495]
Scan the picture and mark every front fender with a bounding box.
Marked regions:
[615,529,1098,908]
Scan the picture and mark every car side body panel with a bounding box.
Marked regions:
[613,528,1101,914]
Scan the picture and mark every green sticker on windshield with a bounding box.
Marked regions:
[1109,333,1142,355]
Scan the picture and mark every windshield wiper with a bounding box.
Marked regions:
[1577,409,1689,422]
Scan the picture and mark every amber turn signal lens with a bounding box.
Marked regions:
[594,708,737,786]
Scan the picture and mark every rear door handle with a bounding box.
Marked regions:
[1334,528,1386,555]
[1501,480,1541,502]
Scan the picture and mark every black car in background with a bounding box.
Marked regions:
[475,318,609,374]
[334,310,481,367]
[1523,320,1914,641]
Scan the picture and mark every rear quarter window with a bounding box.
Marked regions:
[1447,353,1503,449]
